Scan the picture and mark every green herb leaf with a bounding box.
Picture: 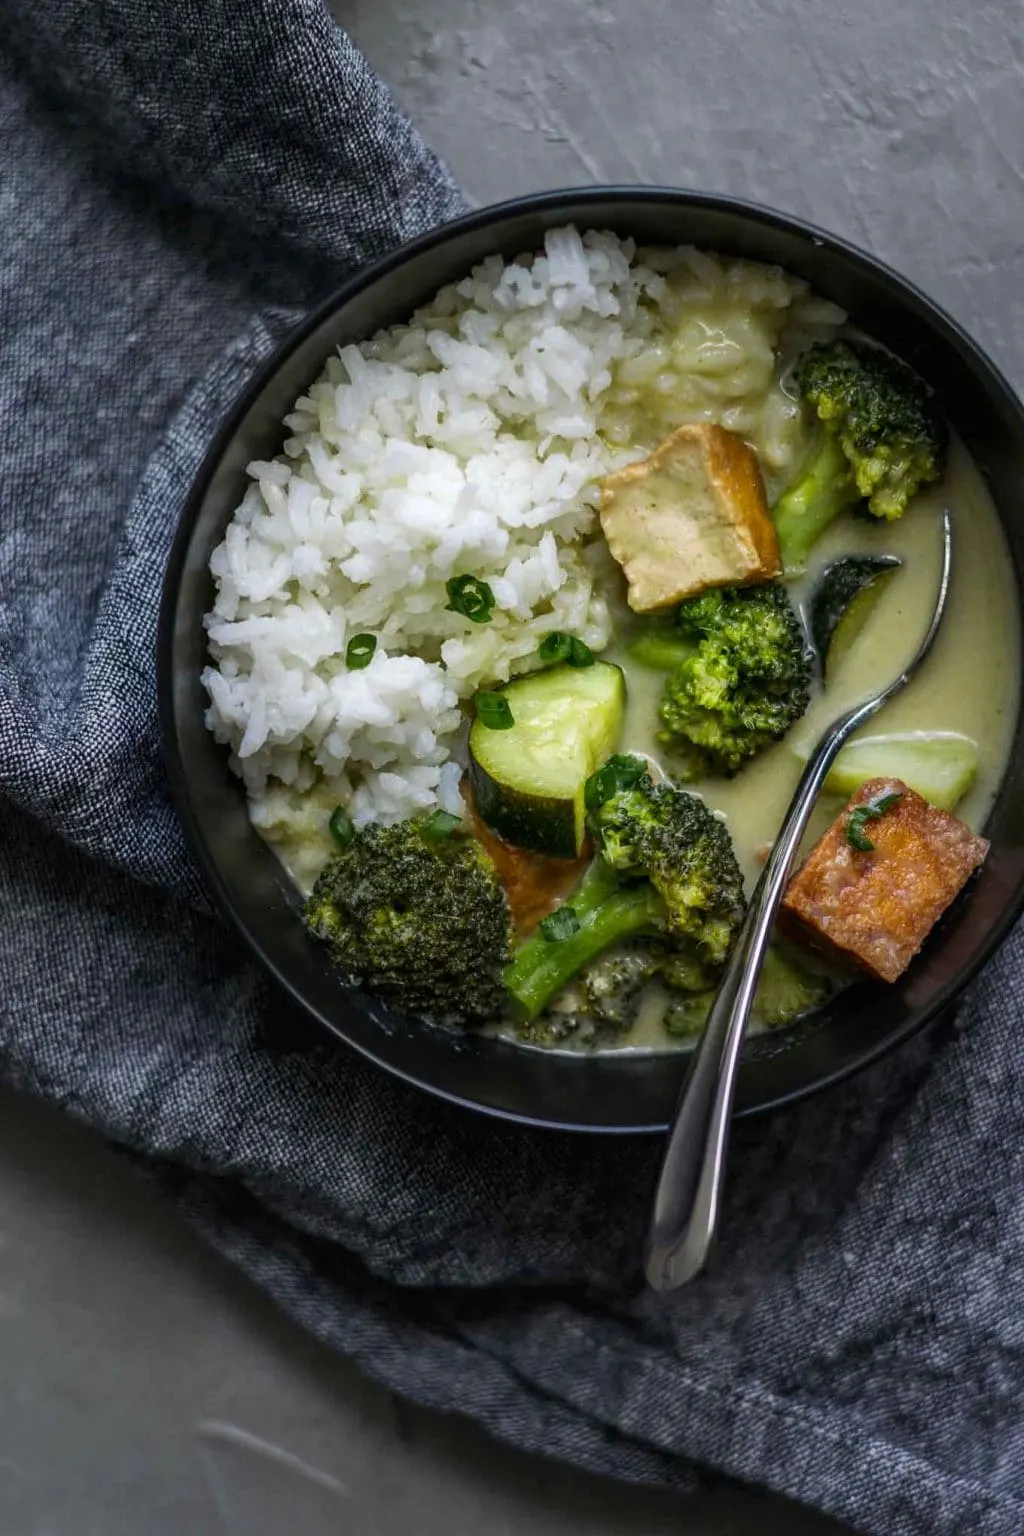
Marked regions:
[423,809,463,841]
[445,575,496,624]
[538,632,595,667]
[346,633,377,669]
[846,789,904,853]
[538,631,573,663]
[846,813,877,853]
[539,906,580,942]
[329,805,356,847]
[584,753,649,812]
[475,691,514,730]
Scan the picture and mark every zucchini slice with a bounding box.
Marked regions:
[469,662,625,856]
[825,732,979,811]
[810,555,901,677]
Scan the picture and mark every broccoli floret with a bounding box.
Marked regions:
[657,584,811,777]
[754,942,832,1027]
[664,992,714,1039]
[303,819,514,1024]
[579,947,660,1026]
[504,857,666,1021]
[663,943,831,1038]
[773,338,948,570]
[658,947,717,994]
[504,769,746,1019]
[592,776,745,965]
[516,1008,586,1048]
[517,947,659,1047]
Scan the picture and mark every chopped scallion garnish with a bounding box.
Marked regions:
[475,691,514,730]
[538,632,595,667]
[423,809,463,840]
[846,790,903,853]
[538,631,573,663]
[539,906,580,942]
[584,753,649,812]
[346,633,377,669]
[329,805,356,847]
[445,574,496,624]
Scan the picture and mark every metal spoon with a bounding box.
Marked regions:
[645,509,953,1293]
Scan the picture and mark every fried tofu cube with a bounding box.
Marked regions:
[781,778,988,983]
[597,423,782,612]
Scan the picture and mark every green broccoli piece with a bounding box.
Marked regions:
[592,775,745,965]
[516,947,659,1047]
[657,584,811,777]
[773,338,948,570]
[754,942,832,1027]
[504,768,746,1020]
[663,943,831,1038]
[579,947,661,1026]
[303,818,514,1024]
[663,992,714,1039]
[515,1009,586,1048]
[504,857,666,1021]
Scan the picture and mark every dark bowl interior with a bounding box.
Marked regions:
[159,187,1024,1133]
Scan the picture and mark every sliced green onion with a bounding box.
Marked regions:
[846,790,903,853]
[445,574,496,624]
[538,632,595,667]
[329,805,356,847]
[475,691,514,730]
[584,753,649,812]
[539,906,580,942]
[846,820,874,854]
[538,631,573,663]
[423,809,463,841]
[346,633,377,669]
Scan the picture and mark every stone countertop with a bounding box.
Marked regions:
[0,1088,848,1533]
[3,0,1020,1530]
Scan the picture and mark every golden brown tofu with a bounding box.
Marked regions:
[781,778,989,983]
[597,423,782,612]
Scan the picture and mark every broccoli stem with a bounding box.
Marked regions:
[772,434,860,572]
[626,630,697,671]
[504,860,665,1020]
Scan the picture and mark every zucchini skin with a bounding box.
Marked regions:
[468,662,624,857]
[810,555,901,673]
[468,758,580,858]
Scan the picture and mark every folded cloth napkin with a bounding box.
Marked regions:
[2,2,1023,1531]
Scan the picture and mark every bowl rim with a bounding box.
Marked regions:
[159,183,1024,1133]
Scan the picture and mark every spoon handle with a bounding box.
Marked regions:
[643,717,850,1290]
[644,514,953,1293]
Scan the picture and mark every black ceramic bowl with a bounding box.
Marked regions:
[159,187,1024,1133]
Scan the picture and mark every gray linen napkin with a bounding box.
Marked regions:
[2,3,1023,1532]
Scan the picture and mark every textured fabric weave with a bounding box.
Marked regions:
[2,5,1023,1533]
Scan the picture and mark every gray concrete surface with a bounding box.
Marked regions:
[4,0,1022,1531]
[344,0,1024,392]
[0,1090,850,1534]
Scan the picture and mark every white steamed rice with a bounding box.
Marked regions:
[201,227,844,858]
